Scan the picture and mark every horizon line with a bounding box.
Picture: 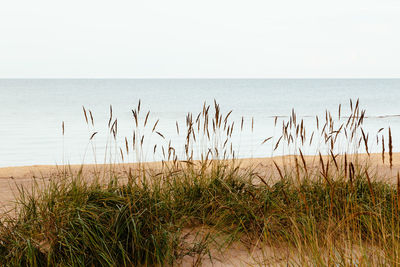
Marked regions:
[1,77,400,80]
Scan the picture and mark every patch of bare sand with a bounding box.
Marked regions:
[179,226,293,267]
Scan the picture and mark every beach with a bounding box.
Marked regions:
[2,0,400,263]
[1,153,400,265]
[1,152,398,210]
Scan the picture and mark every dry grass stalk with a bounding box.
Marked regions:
[382,135,385,164]
[397,172,400,211]
[389,127,393,169]
[365,170,376,206]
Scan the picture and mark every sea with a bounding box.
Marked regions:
[0,79,399,167]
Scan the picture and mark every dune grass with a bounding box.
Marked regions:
[1,100,400,266]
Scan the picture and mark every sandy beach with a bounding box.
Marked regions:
[1,153,399,265]
[1,152,399,212]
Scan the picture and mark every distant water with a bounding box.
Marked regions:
[0,79,399,167]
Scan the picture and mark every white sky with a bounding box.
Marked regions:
[0,0,399,78]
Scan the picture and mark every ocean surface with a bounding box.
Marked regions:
[0,79,399,167]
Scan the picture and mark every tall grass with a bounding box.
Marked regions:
[1,99,399,266]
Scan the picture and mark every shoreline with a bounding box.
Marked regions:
[1,152,399,178]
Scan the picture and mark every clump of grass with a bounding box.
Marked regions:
[2,161,400,266]
[1,99,400,266]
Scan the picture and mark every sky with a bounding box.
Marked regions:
[0,0,399,78]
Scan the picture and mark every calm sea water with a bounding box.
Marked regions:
[0,79,399,167]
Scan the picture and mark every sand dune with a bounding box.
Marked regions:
[1,153,399,266]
